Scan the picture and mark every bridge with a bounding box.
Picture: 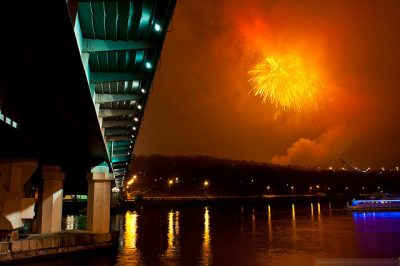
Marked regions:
[0,0,176,236]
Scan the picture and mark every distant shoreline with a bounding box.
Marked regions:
[119,194,346,207]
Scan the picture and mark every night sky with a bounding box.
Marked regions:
[135,0,400,169]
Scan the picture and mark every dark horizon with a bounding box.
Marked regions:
[129,154,400,197]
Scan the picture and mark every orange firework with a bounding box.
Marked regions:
[249,55,322,111]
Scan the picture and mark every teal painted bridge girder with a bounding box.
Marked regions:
[90,72,141,83]
[72,0,177,179]
[82,39,156,53]
[95,93,142,104]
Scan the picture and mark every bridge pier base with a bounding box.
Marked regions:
[86,166,114,233]
[37,166,65,233]
[0,159,38,230]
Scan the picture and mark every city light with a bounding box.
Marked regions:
[145,62,152,69]
[137,105,142,110]
[127,179,134,186]
[134,117,139,122]
[141,88,146,94]
[204,180,209,187]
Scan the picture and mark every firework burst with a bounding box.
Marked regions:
[249,55,322,111]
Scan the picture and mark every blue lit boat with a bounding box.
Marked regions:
[348,193,400,211]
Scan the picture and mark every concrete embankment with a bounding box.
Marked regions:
[0,231,117,263]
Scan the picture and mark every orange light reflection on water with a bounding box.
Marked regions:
[201,206,212,265]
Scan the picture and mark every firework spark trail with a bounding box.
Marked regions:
[249,55,322,111]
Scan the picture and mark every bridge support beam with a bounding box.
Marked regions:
[0,159,38,230]
[86,165,114,233]
[37,166,65,233]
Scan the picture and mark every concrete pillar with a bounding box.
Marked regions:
[37,166,65,233]
[87,166,114,233]
[0,159,38,230]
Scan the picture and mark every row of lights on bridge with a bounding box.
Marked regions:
[112,23,163,174]
[327,166,400,172]
[124,22,163,159]
[143,23,162,70]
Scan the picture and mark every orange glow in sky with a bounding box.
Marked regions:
[135,0,400,168]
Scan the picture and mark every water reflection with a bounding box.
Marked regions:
[267,205,272,242]
[65,215,77,230]
[291,204,297,244]
[175,211,180,235]
[125,211,138,249]
[201,206,212,266]
[166,210,175,257]
[317,202,322,225]
[50,205,400,266]
[252,207,256,238]
[63,215,86,230]
[353,211,400,257]
[291,204,296,222]
[119,211,142,266]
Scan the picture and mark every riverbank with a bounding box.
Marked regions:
[121,194,345,207]
[0,231,118,263]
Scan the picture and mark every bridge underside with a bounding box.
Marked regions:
[1,1,108,176]
[0,0,176,237]
[1,0,176,183]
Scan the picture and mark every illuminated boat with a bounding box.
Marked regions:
[348,193,400,211]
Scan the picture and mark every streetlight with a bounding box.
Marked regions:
[204,180,209,188]
[168,180,173,190]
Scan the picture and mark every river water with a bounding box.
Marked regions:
[17,202,400,265]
